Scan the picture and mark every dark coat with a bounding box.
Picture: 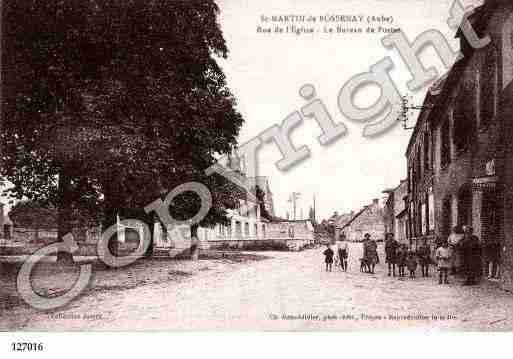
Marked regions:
[364,240,378,265]
[462,235,482,273]
[323,248,334,263]
[384,239,398,263]
[484,240,500,262]
[406,254,418,271]
[417,244,431,265]
[396,249,407,266]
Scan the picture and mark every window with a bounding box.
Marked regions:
[409,166,415,194]
[479,45,498,127]
[244,222,249,236]
[441,197,452,239]
[235,221,242,237]
[421,202,427,235]
[419,203,427,235]
[431,128,436,172]
[428,191,435,232]
[408,166,412,193]
[440,117,451,168]
[457,186,473,228]
[424,132,431,173]
[254,223,258,237]
[454,73,477,152]
[410,201,415,237]
[482,190,499,244]
[416,146,422,182]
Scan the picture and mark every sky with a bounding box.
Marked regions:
[216,0,483,220]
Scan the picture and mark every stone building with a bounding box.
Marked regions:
[340,199,385,242]
[393,180,409,244]
[248,176,275,218]
[151,147,275,255]
[151,176,272,254]
[383,180,409,245]
[406,1,513,290]
[383,189,395,237]
[333,211,353,241]
[265,219,315,250]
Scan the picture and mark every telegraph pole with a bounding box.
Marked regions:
[313,194,316,223]
[288,192,301,220]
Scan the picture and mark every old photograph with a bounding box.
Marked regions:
[2,0,513,338]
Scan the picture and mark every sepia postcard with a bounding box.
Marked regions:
[2,0,513,349]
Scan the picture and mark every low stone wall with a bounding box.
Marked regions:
[0,240,139,257]
[208,238,313,251]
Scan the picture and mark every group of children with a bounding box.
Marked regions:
[323,234,454,285]
[323,242,348,272]
[384,233,452,284]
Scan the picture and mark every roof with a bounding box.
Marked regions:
[339,206,367,230]
[405,3,500,156]
[456,4,498,43]
[406,58,468,156]
[271,219,312,224]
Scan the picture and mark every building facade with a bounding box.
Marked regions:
[152,178,272,254]
[406,1,513,290]
[383,180,409,245]
[340,199,385,242]
[393,180,409,244]
[333,211,353,241]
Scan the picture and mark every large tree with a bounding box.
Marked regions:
[1,0,243,255]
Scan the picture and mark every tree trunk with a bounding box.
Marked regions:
[57,172,74,263]
[190,223,199,261]
[144,220,155,257]
[103,202,119,261]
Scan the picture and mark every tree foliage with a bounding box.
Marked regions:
[9,201,58,230]
[1,0,244,240]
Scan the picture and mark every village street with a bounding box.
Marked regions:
[2,243,513,331]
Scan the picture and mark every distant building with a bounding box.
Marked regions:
[266,219,315,250]
[393,180,409,244]
[333,211,353,241]
[383,181,409,245]
[340,199,385,242]
[247,176,275,218]
[383,189,395,237]
[152,152,275,254]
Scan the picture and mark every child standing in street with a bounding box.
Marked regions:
[406,250,418,279]
[417,239,431,277]
[435,240,452,284]
[384,233,398,277]
[396,245,407,277]
[337,240,349,272]
[323,244,334,272]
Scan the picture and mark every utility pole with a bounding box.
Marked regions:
[313,194,316,223]
[288,192,301,220]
